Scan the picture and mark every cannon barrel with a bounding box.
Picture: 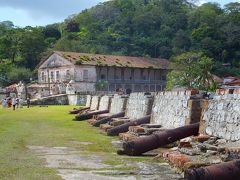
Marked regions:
[118,123,199,156]
[92,112,125,127]
[69,107,90,114]
[184,160,240,180]
[107,115,151,136]
[75,110,109,121]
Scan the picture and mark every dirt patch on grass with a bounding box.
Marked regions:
[28,145,182,180]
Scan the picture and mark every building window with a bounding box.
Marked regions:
[51,72,54,82]
[66,70,70,76]
[83,70,88,81]
[101,74,106,80]
[66,70,70,80]
[161,75,166,81]
[56,71,60,81]
[41,72,45,81]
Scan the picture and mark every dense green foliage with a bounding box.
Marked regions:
[166,52,217,91]
[56,1,240,63]
[0,0,240,86]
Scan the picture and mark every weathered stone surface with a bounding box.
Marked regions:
[109,94,128,114]
[125,93,153,119]
[151,91,194,128]
[68,95,86,106]
[86,95,92,107]
[200,90,240,141]
[31,94,68,105]
[90,96,100,110]
[98,95,112,111]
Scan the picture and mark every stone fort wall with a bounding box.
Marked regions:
[200,88,240,141]
[98,95,112,111]
[151,90,201,129]
[109,94,128,114]
[90,96,100,110]
[125,93,154,119]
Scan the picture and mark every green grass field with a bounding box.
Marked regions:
[0,106,151,179]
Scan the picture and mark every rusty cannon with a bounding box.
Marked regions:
[69,107,90,114]
[184,160,240,180]
[75,110,109,121]
[107,115,151,136]
[92,112,125,127]
[118,123,199,156]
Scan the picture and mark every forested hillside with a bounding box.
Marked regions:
[0,0,240,85]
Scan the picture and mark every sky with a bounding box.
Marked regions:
[0,0,239,27]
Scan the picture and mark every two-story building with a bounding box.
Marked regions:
[38,51,172,93]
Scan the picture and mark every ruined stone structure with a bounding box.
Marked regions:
[85,95,92,107]
[98,95,112,111]
[38,51,171,93]
[90,96,100,110]
[151,91,201,128]
[200,88,240,141]
[68,95,86,106]
[125,93,154,119]
[109,94,128,114]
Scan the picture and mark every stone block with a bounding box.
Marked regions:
[192,135,210,143]
[178,141,192,148]
[166,151,191,169]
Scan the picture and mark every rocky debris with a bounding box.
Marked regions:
[153,134,240,176]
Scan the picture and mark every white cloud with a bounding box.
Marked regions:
[0,0,107,26]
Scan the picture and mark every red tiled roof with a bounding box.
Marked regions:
[6,83,17,89]
[54,51,172,69]
[224,76,237,79]
[225,79,240,85]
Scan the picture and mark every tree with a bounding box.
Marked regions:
[19,27,46,69]
[166,52,215,91]
[65,20,80,32]
[0,28,22,63]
